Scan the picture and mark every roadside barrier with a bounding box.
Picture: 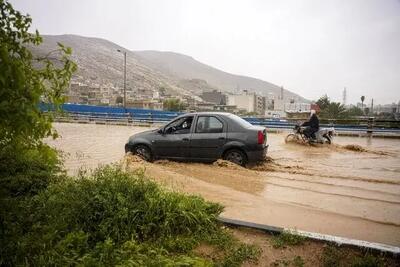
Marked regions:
[218,217,400,255]
[41,103,400,136]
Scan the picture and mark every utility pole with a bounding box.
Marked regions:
[371,98,374,114]
[342,87,347,106]
[117,49,127,109]
[361,96,365,115]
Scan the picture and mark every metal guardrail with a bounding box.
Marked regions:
[55,111,176,124]
[40,102,400,135]
[53,111,400,136]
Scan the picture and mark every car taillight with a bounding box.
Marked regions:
[257,130,264,144]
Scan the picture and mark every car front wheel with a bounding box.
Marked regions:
[223,149,247,166]
[133,145,153,162]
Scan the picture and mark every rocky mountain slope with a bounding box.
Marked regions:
[135,50,304,101]
[32,34,306,101]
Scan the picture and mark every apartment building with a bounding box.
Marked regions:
[227,91,265,114]
[200,90,227,105]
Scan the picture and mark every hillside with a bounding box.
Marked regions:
[32,34,306,101]
[29,35,185,97]
[135,50,305,101]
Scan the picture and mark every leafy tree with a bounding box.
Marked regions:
[321,102,347,119]
[0,0,76,197]
[0,0,76,150]
[316,94,330,110]
[345,106,363,117]
[163,98,186,111]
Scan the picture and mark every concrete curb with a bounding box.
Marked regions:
[218,217,400,255]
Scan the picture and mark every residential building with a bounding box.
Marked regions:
[284,103,311,113]
[196,102,237,113]
[255,94,266,115]
[227,90,265,114]
[200,90,227,105]
[213,105,237,112]
[265,97,285,118]
[65,95,80,104]
[128,100,163,110]
[196,102,215,112]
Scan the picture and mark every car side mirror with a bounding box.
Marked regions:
[158,128,165,135]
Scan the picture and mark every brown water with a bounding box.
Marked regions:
[47,123,400,246]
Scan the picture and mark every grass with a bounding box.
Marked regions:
[292,255,305,267]
[271,256,305,267]
[218,243,261,267]
[350,254,385,267]
[321,245,388,267]
[194,226,261,266]
[321,245,343,267]
[271,231,307,249]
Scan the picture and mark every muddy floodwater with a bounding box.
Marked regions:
[47,123,400,246]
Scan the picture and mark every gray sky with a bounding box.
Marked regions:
[11,0,400,104]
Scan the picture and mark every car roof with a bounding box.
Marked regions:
[180,112,233,117]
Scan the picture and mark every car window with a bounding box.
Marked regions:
[165,116,193,134]
[196,116,223,133]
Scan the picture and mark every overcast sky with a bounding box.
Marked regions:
[10,0,400,104]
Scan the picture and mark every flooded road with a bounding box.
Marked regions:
[47,123,400,246]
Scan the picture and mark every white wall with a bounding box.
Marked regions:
[227,94,256,112]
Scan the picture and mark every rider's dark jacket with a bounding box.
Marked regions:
[302,114,319,130]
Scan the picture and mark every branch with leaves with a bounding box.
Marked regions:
[0,0,77,149]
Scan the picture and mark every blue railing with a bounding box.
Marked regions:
[40,103,182,123]
[41,103,400,134]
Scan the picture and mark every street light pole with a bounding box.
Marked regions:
[117,49,127,109]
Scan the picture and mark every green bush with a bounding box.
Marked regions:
[0,165,232,265]
[0,143,63,198]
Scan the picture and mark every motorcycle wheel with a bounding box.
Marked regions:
[323,135,332,144]
[285,134,299,143]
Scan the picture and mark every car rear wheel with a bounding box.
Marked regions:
[133,145,153,162]
[223,149,247,166]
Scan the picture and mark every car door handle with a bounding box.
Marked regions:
[182,138,189,141]
[218,137,225,140]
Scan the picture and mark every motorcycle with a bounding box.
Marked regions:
[285,124,335,144]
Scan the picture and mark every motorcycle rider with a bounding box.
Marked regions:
[302,109,319,141]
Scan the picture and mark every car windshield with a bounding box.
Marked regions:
[227,114,253,128]
[163,116,193,134]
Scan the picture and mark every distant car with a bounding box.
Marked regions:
[125,112,268,166]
